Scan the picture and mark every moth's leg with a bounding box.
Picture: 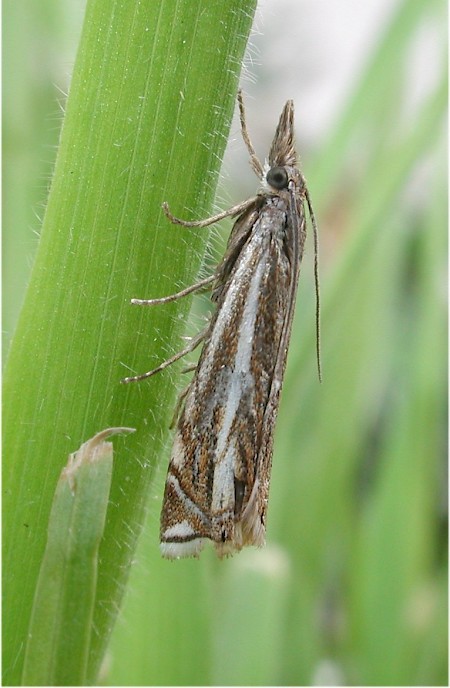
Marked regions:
[121,327,207,384]
[131,275,215,306]
[237,89,264,179]
[162,197,256,229]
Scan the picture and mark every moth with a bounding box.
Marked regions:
[123,90,320,558]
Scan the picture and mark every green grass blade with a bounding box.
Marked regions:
[210,550,291,685]
[22,429,133,686]
[2,0,257,684]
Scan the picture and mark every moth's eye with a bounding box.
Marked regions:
[266,166,289,190]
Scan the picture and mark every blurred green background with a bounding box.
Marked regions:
[3,0,447,685]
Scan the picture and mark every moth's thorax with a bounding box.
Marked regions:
[257,195,289,220]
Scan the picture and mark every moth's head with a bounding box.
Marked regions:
[268,100,296,168]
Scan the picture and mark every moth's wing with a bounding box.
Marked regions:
[159,415,215,558]
[160,200,261,560]
[161,198,307,559]
[240,205,307,547]
[239,375,280,548]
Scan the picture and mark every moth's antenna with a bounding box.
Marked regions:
[237,90,264,179]
[305,186,322,383]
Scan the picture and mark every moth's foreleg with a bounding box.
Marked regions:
[162,197,256,229]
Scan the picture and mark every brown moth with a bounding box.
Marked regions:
[123,90,320,558]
